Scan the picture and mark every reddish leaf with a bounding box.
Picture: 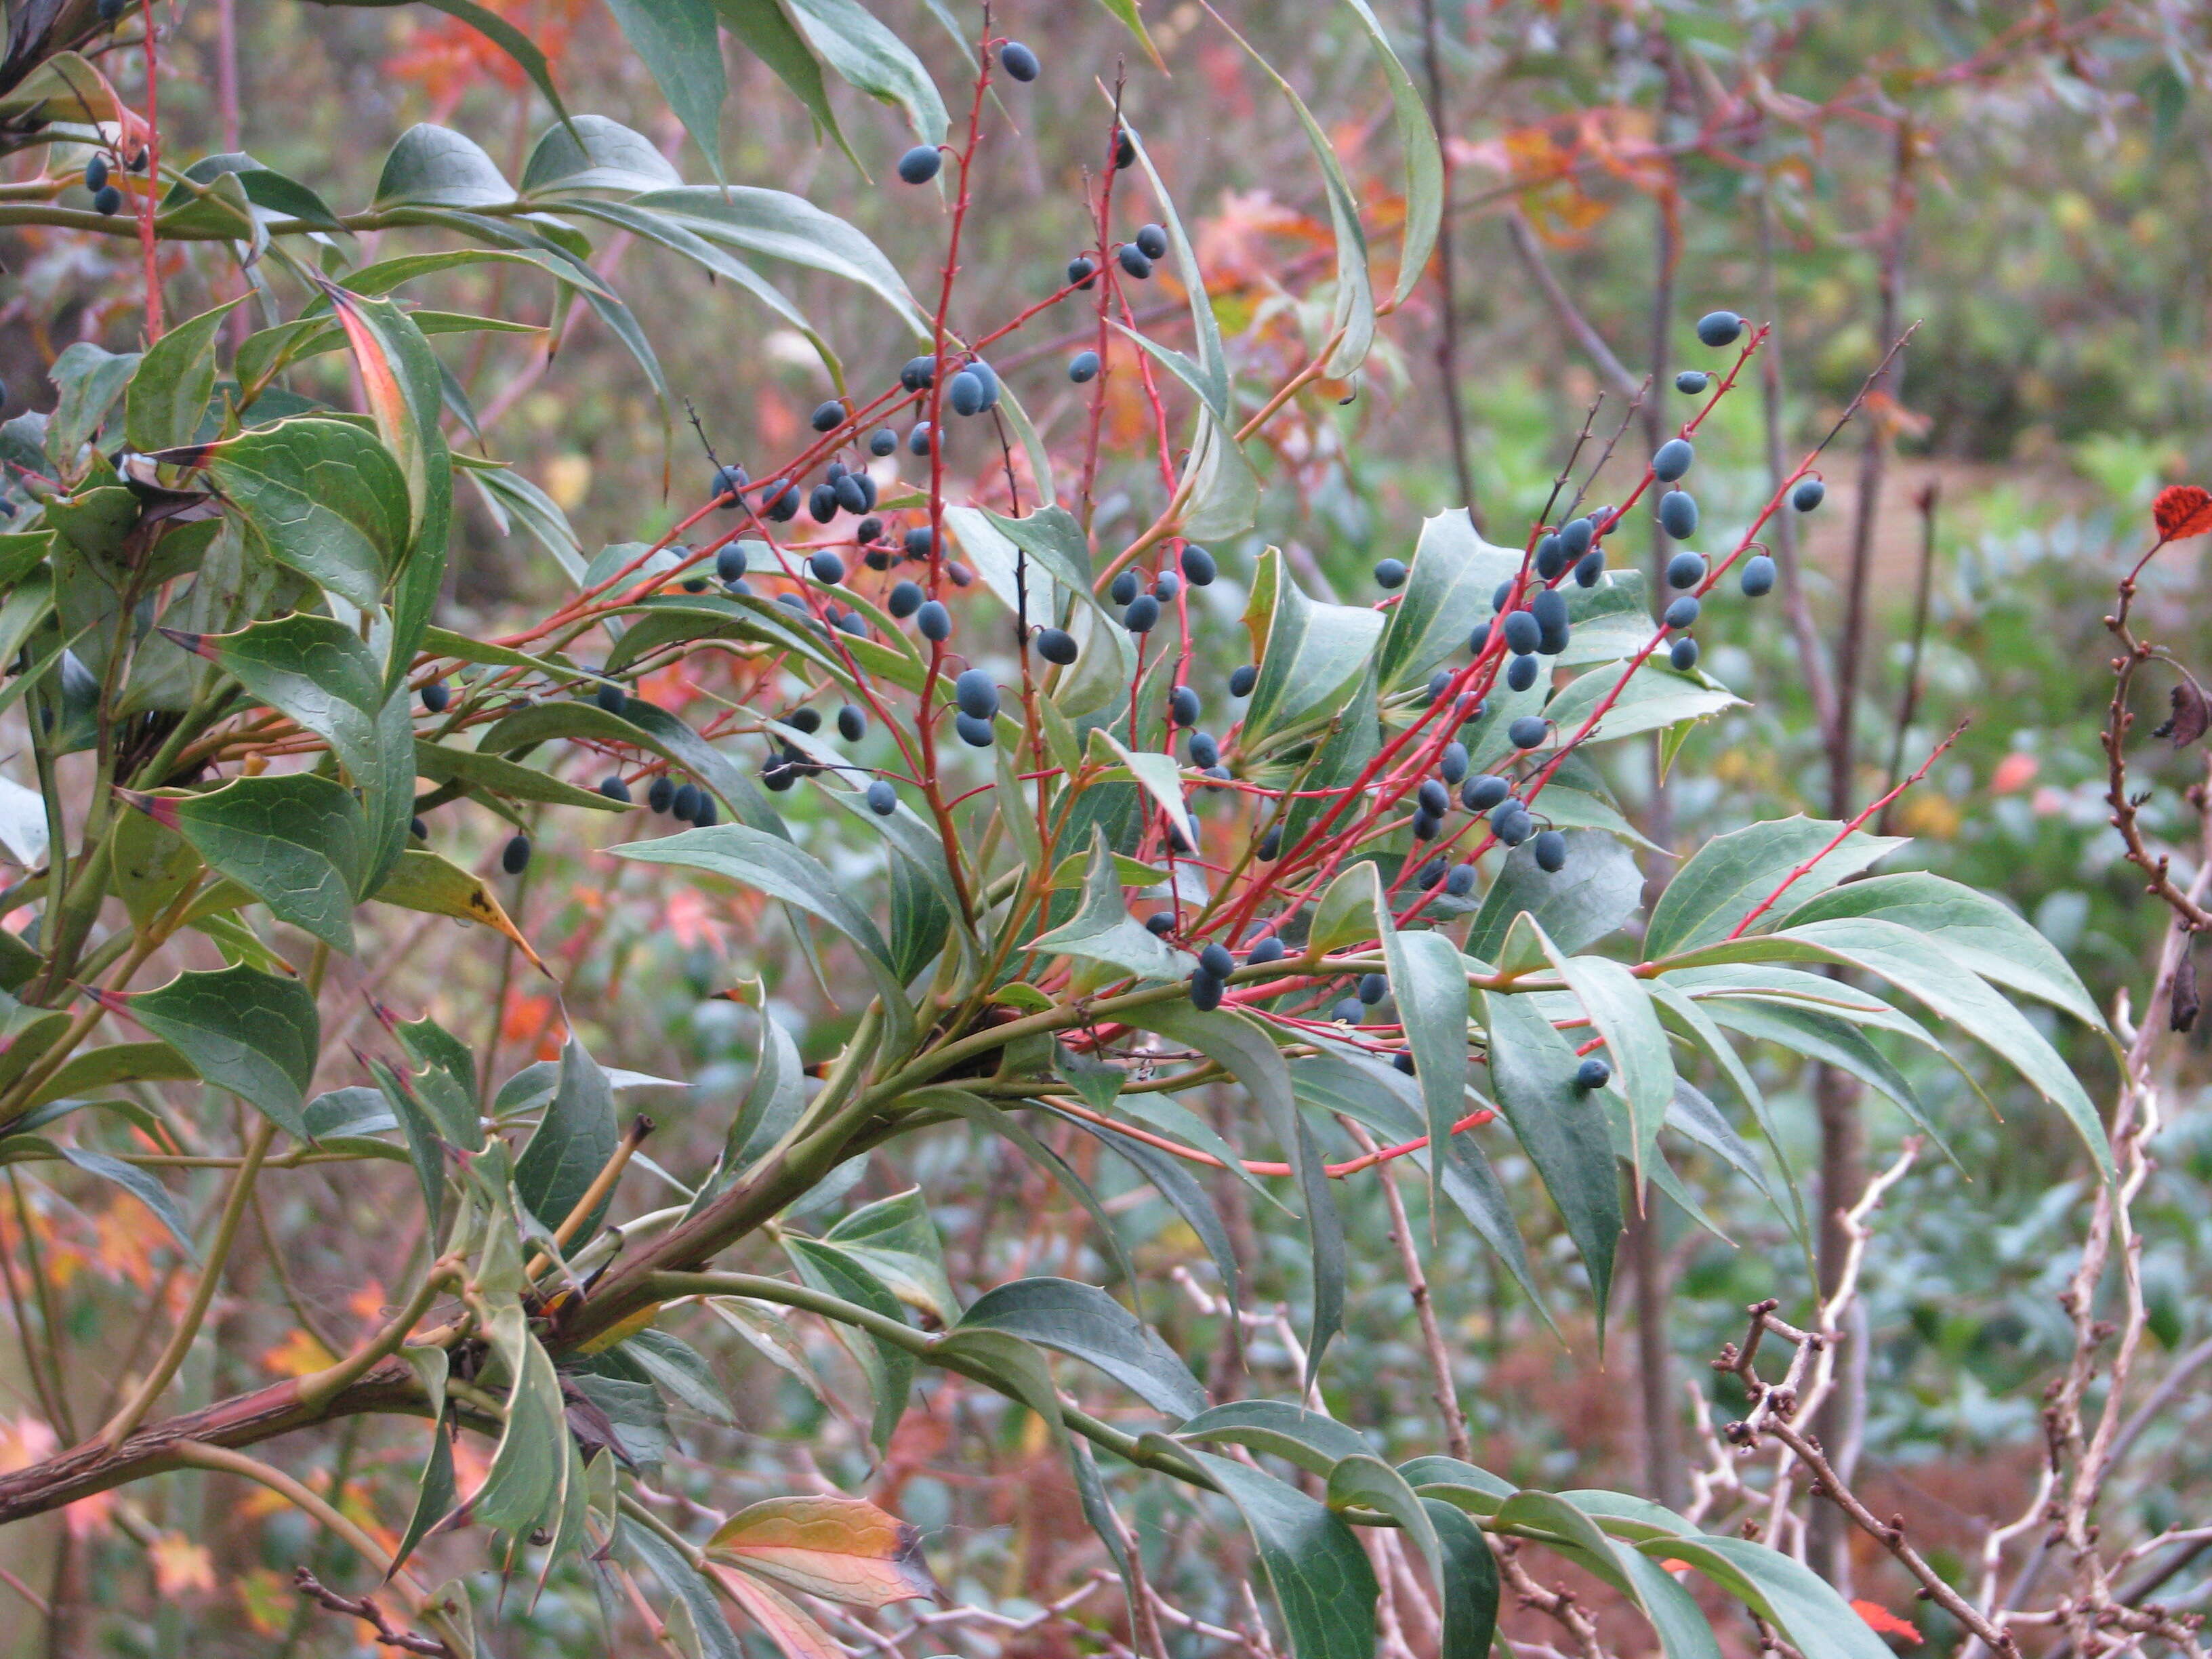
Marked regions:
[2152,485,2212,541]
[1851,1600,1923,1642]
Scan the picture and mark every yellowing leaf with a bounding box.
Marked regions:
[262,1326,337,1378]
[373,848,548,973]
[705,1496,934,1608]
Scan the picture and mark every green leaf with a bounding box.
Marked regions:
[1184,1450,1379,1659]
[1027,827,1195,985]
[1177,1401,1374,1474]
[483,696,787,839]
[621,1327,735,1425]
[781,0,946,144]
[1539,938,1675,1187]
[375,122,514,207]
[1375,509,1522,690]
[783,1236,914,1454]
[390,1414,457,1576]
[596,0,725,180]
[125,964,318,1137]
[1141,1004,1345,1385]
[192,613,412,891]
[1378,907,1474,1210]
[1692,988,1952,1161]
[630,186,925,331]
[907,1088,1139,1292]
[1765,917,2112,1176]
[1399,1454,1516,1513]
[161,152,346,233]
[413,739,632,813]
[131,775,364,953]
[933,1326,1071,1455]
[1339,0,1444,306]
[515,1036,619,1240]
[520,112,685,196]
[1427,1498,1502,1659]
[1644,816,1904,960]
[613,823,913,1050]
[466,465,586,583]
[1042,1105,1244,1323]
[1542,661,1743,750]
[471,1305,567,1534]
[1779,872,2106,1032]
[365,1057,451,1240]
[825,1188,958,1324]
[1241,547,1388,751]
[1651,1536,1892,1659]
[1479,990,1620,1327]
[1467,830,1643,962]
[22,1040,197,1111]
[54,1145,198,1261]
[713,0,857,168]
[1209,12,1372,376]
[126,298,245,453]
[47,343,140,465]
[197,417,411,609]
[960,1277,1207,1420]
[1088,0,1164,67]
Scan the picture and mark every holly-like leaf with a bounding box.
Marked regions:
[123,964,319,1136]
[123,775,365,954]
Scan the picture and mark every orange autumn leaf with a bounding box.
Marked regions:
[262,1327,337,1379]
[1853,1599,1923,1642]
[149,1532,216,1595]
[2152,484,2212,541]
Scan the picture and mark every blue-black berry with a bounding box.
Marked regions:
[1666,551,1705,589]
[1189,971,1225,1011]
[808,483,839,523]
[648,775,674,813]
[1533,829,1567,872]
[1374,557,1407,589]
[1110,569,1139,605]
[838,704,866,742]
[1560,518,1595,558]
[1181,545,1216,586]
[1134,223,1168,260]
[1574,550,1605,587]
[1653,438,1694,482]
[869,427,897,457]
[867,779,897,815]
[956,711,995,747]
[1464,774,1510,811]
[594,680,627,715]
[1036,627,1078,664]
[1675,370,1709,394]
[1124,594,1161,632]
[1146,913,1176,937]
[1664,594,1700,630]
[1067,255,1098,290]
[1358,972,1387,1004]
[811,400,845,432]
[1187,731,1220,769]
[1118,244,1153,279]
[1532,588,1569,653]
[901,356,936,392]
[1575,1057,1612,1090]
[1508,715,1548,750]
[947,370,986,417]
[810,550,846,585]
[1695,310,1744,348]
[1199,942,1235,979]
[1246,936,1286,965]
[1793,478,1826,512]
[716,544,748,583]
[1229,663,1257,697]
[1439,741,1469,785]
[887,580,924,618]
[1153,571,1180,602]
[1670,636,1700,672]
[765,483,800,521]
[421,679,449,714]
[600,775,632,803]
[501,833,532,874]
[1168,684,1200,726]
[92,184,121,215]
[1502,610,1542,655]
[955,668,1000,720]
[916,600,951,640]
[907,422,933,456]
[1507,654,1539,691]
[1659,489,1699,539]
[1000,40,1040,81]
[1069,350,1100,383]
[1445,863,1477,897]
[897,145,943,184]
[1740,554,1776,597]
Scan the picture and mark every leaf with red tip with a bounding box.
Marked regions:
[2153,484,2212,541]
[114,787,182,830]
